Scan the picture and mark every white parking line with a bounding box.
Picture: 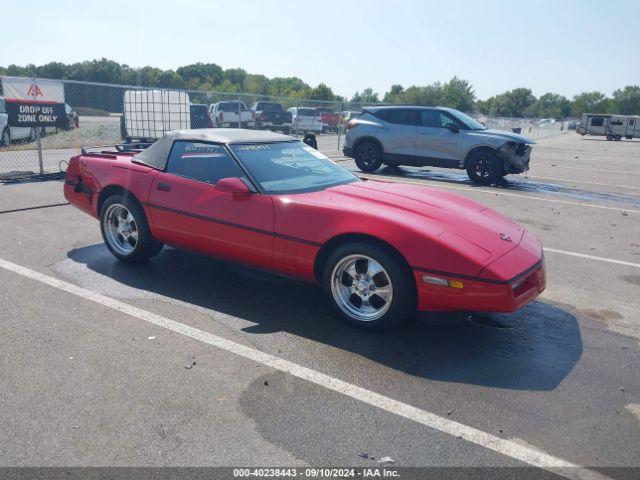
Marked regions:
[527,175,640,191]
[544,248,640,268]
[360,174,640,214]
[0,257,609,480]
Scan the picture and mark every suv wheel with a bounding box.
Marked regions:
[466,150,503,185]
[1,128,10,147]
[323,242,415,330]
[354,141,382,172]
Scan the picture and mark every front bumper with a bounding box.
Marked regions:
[415,261,545,313]
[499,143,532,174]
[415,232,546,313]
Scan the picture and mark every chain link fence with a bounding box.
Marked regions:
[0,77,570,179]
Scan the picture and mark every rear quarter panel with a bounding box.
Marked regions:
[64,154,159,219]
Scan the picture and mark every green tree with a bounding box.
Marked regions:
[353,88,379,103]
[441,77,475,112]
[177,63,223,87]
[243,74,269,94]
[401,84,442,105]
[612,85,640,115]
[570,91,608,116]
[530,92,571,118]
[156,70,185,89]
[310,83,336,101]
[489,88,536,117]
[223,68,247,89]
[383,84,405,103]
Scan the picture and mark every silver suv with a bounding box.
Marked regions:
[343,106,534,185]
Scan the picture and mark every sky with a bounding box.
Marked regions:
[1,0,638,100]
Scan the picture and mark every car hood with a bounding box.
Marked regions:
[469,128,535,144]
[298,179,526,268]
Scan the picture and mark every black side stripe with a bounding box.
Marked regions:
[413,260,542,286]
[143,202,541,283]
[143,203,322,247]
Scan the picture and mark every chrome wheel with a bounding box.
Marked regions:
[103,204,139,256]
[330,254,393,322]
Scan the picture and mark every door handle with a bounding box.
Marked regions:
[417,131,428,135]
[157,182,172,192]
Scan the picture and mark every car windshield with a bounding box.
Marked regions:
[447,109,486,130]
[230,141,359,194]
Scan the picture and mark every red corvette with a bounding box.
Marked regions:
[64,129,545,329]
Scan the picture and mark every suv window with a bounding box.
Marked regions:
[167,141,246,185]
[375,109,417,126]
[419,110,458,128]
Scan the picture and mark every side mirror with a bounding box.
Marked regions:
[215,177,252,199]
[445,123,459,133]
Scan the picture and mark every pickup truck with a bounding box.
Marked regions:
[189,104,214,129]
[288,107,323,133]
[317,107,340,133]
[209,101,252,128]
[250,102,292,133]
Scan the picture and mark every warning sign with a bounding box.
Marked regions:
[1,76,67,127]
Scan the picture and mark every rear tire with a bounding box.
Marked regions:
[354,141,383,172]
[614,135,622,141]
[323,241,415,331]
[606,134,614,141]
[100,194,163,262]
[466,150,503,185]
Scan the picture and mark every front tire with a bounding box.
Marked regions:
[354,141,383,172]
[323,242,416,330]
[466,150,503,185]
[100,195,163,262]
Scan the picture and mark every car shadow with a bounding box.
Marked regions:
[67,244,582,391]
[368,166,640,208]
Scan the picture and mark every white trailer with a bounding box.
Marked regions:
[608,114,639,140]
[578,113,640,141]
[121,90,190,142]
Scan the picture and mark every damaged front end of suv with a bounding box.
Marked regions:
[496,141,533,174]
